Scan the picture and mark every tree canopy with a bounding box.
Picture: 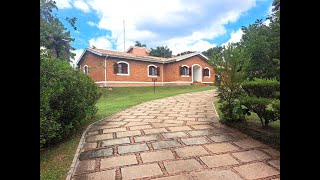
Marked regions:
[134,41,147,47]
[149,46,172,58]
[176,51,196,56]
[40,0,76,61]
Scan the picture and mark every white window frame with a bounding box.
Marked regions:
[83,65,88,75]
[181,65,189,77]
[204,67,210,78]
[148,64,158,77]
[117,61,130,76]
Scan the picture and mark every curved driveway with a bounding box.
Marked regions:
[68,90,280,180]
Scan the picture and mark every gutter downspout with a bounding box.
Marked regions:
[162,62,164,86]
[104,55,108,87]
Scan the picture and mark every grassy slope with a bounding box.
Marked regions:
[213,100,280,150]
[40,85,215,180]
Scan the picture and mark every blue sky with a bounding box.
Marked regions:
[53,0,273,62]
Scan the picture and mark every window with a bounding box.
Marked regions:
[114,61,129,75]
[83,65,88,75]
[203,67,210,77]
[148,65,159,76]
[180,65,190,76]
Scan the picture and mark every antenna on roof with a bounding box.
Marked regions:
[123,20,125,52]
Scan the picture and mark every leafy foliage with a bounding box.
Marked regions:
[202,46,223,59]
[240,78,280,127]
[40,53,101,149]
[149,46,172,58]
[40,0,76,61]
[176,51,196,56]
[241,78,280,98]
[212,44,249,122]
[134,41,147,47]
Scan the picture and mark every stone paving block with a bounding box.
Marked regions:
[205,143,240,154]
[87,131,99,136]
[82,142,97,151]
[176,117,197,121]
[152,140,182,149]
[119,115,137,119]
[79,148,113,160]
[74,160,95,174]
[188,129,213,136]
[124,122,149,127]
[168,126,192,132]
[162,132,188,139]
[123,118,144,122]
[191,124,213,130]
[132,112,149,116]
[105,121,127,125]
[143,119,163,123]
[86,133,113,142]
[101,137,130,147]
[163,120,184,124]
[233,139,265,149]
[181,137,210,145]
[140,150,175,163]
[100,154,137,169]
[200,154,239,168]
[73,169,115,180]
[168,114,185,117]
[129,125,153,130]
[193,169,242,180]
[118,143,149,154]
[121,163,163,180]
[154,174,194,180]
[144,128,168,134]
[164,159,203,174]
[116,130,141,138]
[234,162,280,179]
[152,123,180,128]
[174,146,209,158]
[261,148,280,157]
[268,159,280,170]
[90,125,121,131]
[138,115,156,119]
[186,121,209,125]
[232,150,270,162]
[197,118,212,122]
[156,116,172,120]
[134,134,161,143]
[208,134,238,142]
[102,127,127,133]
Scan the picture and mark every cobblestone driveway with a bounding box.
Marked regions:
[67,90,280,180]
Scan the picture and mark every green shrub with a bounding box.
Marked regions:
[241,78,279,98]
[40,55,101,149]
[240,78,280,127]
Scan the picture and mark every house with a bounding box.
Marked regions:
[76,46,215,87]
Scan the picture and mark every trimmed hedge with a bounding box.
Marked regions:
[240,78,280,127]
[40,55,101,149]
[241,78,279,98]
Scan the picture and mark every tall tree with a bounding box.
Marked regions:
[240,0,280,80]
[40,0,76,61]
[134,41,146,47]
[176,51,196,56]
[202,46,223,59]
[149,46,172,58]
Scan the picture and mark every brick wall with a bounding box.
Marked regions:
[79,52,215,86]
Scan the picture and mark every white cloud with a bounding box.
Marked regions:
[70,49,84,67]
[89,36,113,49]
[221,28,244,47]
[82,0,256,53]
[74,0,90,13]
[87,21,97,27]
[263,19,271,26]
[54,0,72,9]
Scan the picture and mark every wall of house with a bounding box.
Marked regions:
[79,52,105,82]
[163,56,215,83]
[105,57,164,83]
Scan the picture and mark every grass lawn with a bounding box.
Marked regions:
[40,85,215,180]
[213,99,280,150]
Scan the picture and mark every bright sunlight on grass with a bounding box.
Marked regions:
[40,85,215,180]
